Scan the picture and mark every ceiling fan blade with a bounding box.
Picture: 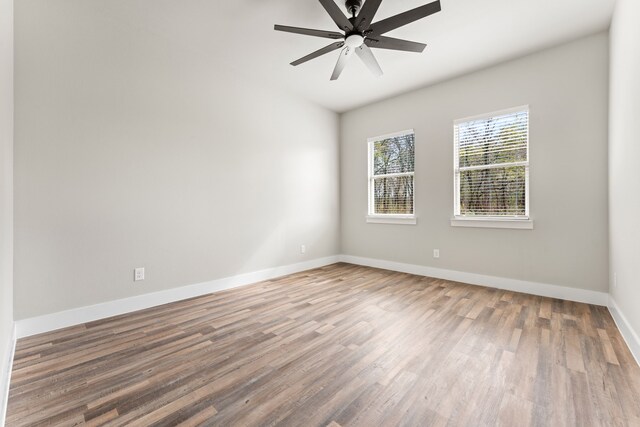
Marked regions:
[318,0,354,32]
[365,35,426,53]
[369,0,441,35]
[330,47,355,80]
[291,42,345,66]
[355,44,383,77]
[274,24,343,40]
[354,0,383,32]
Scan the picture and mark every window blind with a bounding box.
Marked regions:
[369,131,415,215]
[454,108,529,217]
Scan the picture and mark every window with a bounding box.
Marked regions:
[367,130,416,224]
[452,106,532,229]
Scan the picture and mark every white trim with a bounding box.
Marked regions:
[371,171,414,179]
[450,217,533,229]
[458,160,529,172]
[338,255,608,306]
[608,297,640,367]
[367,129,415,143]
[366,215,417,225]
[454,105,530,125]
[15,256,340,338]
[1,323,16,427]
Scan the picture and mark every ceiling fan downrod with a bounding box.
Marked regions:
[345,0,362,19]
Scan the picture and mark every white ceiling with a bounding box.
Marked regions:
[103,0,615,112]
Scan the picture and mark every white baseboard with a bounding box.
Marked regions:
[12,253,611,338]
[16,256,340,338]
[0,323,16,427]
[9,253,637,378]
[608,298,640,367]
[338,255,609,306]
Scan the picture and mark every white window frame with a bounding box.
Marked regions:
[367,129,417,225]
[451,106,533,230]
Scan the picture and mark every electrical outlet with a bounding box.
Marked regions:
[300,245,306,254]
[433,249,440,259]
[134,267,145,281]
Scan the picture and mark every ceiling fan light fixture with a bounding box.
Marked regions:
[345,34,365,48]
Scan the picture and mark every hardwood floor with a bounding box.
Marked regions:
[7,263,640,426]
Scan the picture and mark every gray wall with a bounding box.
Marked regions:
[0,0,14,418]
[340,33,609,293]
[14,0,340,319]
[609,0,640,333]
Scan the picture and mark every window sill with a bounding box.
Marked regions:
[450,217,533,230]
[366,215,417,225]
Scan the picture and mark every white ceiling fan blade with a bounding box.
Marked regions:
[330,46,355,81]
[355,44,383,77]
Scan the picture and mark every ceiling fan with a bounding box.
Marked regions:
[274,0,442,80]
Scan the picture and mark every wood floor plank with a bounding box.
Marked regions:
[6,263,640,426]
